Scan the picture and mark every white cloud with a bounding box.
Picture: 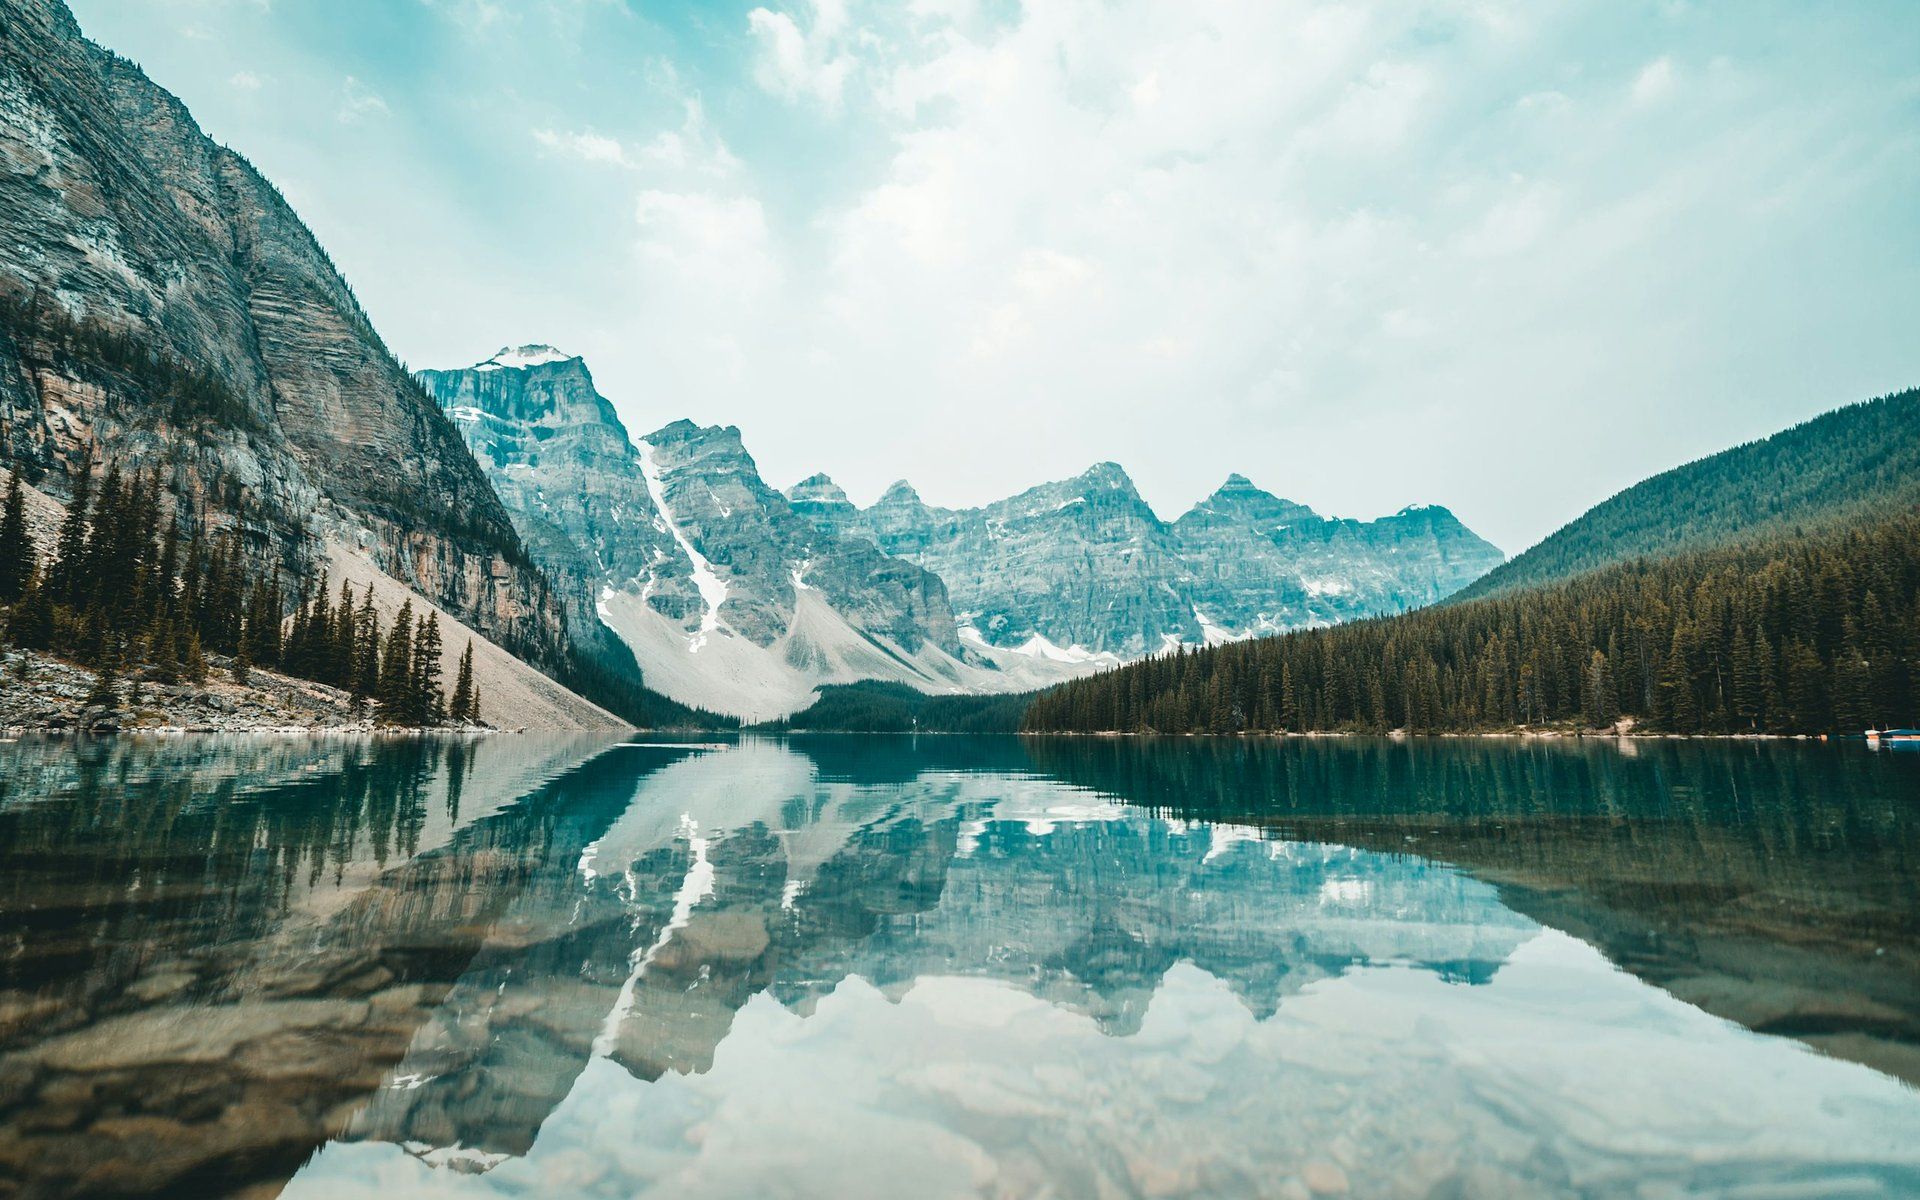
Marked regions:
[336,75,388,123]
[748,0,857,111]
[536,128,629,166]
[634,190,778,295]
[1631,56,1678,106]
[535,102,740,178]
[94,0,1920,560]
[636,100,742,177]
[229,70,264,91]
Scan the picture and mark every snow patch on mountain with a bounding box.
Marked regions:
[598,585,1104,721]
[963,627,1120,668]
[1193,608,1245,648]
[635,440,729,653]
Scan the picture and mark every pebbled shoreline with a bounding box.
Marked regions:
[0,650,496,737]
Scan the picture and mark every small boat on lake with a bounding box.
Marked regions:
[1864,728,1920,748]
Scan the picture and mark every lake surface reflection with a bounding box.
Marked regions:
[0,733,1915,1198]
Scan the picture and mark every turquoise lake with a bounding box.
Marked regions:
[0,734,1916,1198]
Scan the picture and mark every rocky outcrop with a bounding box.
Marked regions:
[0,0,569,674]
[639,419,957,653]
[0,647,372,733]
[416,348,682,673]
[1173,476,1506,639]
[801,464,1190,658]
[801,464,1505,656]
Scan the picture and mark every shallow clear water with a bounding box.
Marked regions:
[0,733,1916,1198]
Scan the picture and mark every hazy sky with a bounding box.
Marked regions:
[66,0,1920,553]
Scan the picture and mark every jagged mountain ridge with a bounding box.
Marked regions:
[422,345,1503,717]
[0,0,575,681]
[792,461,1505,657]
[419,350,1097,721]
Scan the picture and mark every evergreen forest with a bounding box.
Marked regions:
[1023,510,1920,736]
[1456,389,1920,600]
[0,466,478,725]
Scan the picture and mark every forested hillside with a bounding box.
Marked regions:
[1023,510,1919,736]
[0,467,469,725]
[1456,389,1920,600]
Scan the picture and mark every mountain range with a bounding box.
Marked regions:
[1021,386,1920,736]
[420,347,1504,719]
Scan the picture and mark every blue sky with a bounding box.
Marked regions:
[66,0,1920,552]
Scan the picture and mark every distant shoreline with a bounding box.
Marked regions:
[770,727,1831,741]
[0,724,508,739]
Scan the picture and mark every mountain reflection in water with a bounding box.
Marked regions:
[0,733,1914,1199]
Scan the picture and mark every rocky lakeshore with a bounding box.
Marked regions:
[0,650,493,735]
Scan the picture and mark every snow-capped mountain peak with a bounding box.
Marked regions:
[475,344,575,372]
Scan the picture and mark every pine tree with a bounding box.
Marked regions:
[85,644,121,710]
[182,627,207,683]
[352,593,380,708]
[150,614,180,684]
[332,581,356,688]
[232,620,253,685]
[8,573,52,651]
[1784,642,1829,731]
[1022,510,1920,737]
[1584,649,1617,727]
[45,462,91,606]
[377,599,414,723]
[412,612,444,724]
[0,471,30,603]
[153,516,180,624]
[241,579,277,671]
[450,640,475,723]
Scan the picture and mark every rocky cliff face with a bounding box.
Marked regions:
[416,348,681,669]
[0,0,568,670]
[1173,476,1506,640]
[799,464,1190,658]
[798,464,1504,657]
[421,352,1076,721]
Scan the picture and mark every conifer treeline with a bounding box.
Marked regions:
[1023,511,1920,736]
[0,465,479,725]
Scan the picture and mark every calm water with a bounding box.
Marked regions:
[0,735,1916,1199]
